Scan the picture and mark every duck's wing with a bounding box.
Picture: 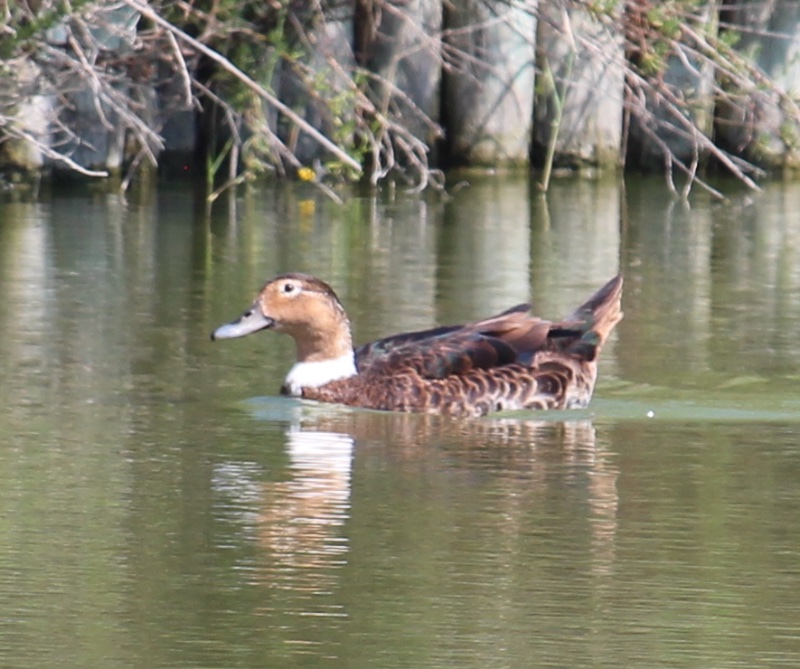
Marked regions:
[355,304,557,379]
[383,332,518,379]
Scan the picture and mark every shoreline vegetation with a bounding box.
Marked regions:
[2,1,800,200]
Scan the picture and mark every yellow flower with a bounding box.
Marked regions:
[297,167,315,182]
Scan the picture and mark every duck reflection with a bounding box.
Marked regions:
[255,428,353,591]
[213,422,353,596]
[214,404,619,595]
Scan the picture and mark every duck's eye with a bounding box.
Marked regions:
[282,283,296,294]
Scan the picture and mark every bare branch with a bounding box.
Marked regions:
[4,124,109,177]
[121,0,362,174]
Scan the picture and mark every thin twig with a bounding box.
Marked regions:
[121,0,362,174]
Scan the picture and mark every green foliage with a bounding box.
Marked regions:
[586,0,622,19]
[627,0,709,77]
[0,0,86,58]
[719,28,742,50]
[779,120,800,151]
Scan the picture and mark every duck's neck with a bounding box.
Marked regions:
[282,351,357,396]
[282,312,357,396]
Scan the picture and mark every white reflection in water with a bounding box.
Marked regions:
[213,426,353,595]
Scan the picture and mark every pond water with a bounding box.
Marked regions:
[0,175,799,668]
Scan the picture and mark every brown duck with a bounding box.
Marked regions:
[212,273,623,418]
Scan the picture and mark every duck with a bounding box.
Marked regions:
[211,273,623,418]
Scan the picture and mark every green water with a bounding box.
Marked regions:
[0,176,799,668]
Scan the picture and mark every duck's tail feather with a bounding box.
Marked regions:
[557,274,624,361]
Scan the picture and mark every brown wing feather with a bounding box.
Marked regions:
[355,304,553,377]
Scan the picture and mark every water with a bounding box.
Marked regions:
[0,176,799,668]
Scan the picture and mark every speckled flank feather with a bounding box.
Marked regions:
[212,274,623,418]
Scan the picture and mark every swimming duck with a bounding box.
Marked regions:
[212,273,623,418]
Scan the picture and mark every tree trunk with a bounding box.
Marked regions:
[533,1,624,171]
[443,1,537,167]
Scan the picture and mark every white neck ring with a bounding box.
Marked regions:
[282,352,357,396]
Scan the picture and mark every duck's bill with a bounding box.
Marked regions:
[211,307,274,340]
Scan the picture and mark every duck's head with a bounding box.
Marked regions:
[211,273,354,363]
